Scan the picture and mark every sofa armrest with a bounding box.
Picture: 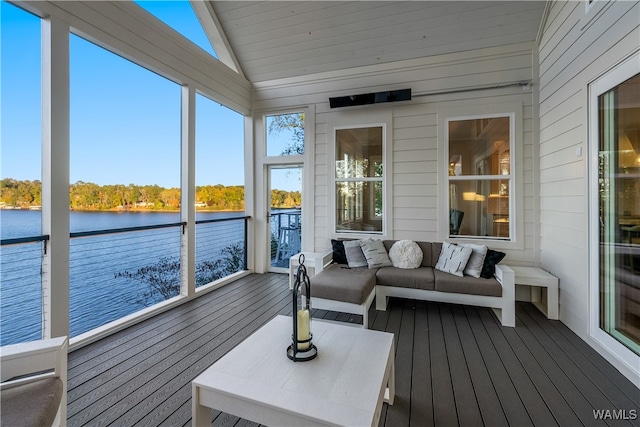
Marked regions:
[494,264,513,285]
[1,336,68,426]
[314,250,334,273]
[1,336,68,383]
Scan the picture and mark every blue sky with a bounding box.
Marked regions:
[1,0,253,189]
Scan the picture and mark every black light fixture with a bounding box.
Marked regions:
[287,254,318,362]
[329,88,411,108]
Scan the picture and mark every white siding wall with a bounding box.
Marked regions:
[538,0,639,381]
[254,42,538,265]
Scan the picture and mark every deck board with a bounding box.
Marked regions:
[409,303,433,427]
[450,305,508,427]
[66,273,639,427]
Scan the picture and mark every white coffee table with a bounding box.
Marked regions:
[192,315,395,427]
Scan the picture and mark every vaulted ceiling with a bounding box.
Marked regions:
[209,1,547,83]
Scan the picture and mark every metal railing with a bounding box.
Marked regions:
[0,216,249,346]
[270,209,301,267]
[0,236,49,345]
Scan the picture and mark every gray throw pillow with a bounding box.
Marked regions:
[458,243,488,278]
[343,240,368,268]
[435,242,473,277]
[359,238,393,269]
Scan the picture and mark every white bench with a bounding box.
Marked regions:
[508,266,559,320]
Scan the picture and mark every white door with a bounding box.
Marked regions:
[589,52,640,366]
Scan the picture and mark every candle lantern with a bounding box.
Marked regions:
[287,254,318,362]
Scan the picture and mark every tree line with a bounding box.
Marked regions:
[1,178,301,211]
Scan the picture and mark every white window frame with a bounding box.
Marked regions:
[588,50,640,379]
[328,110,393,240]
[438,102,523,249]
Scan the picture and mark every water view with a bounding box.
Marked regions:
[0,210,246,345]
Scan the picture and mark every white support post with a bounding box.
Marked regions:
[181,86,196,297]
[41,16,70,340]
[244,115,259,273]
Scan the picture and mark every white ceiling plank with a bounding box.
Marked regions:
[211,1,546,83]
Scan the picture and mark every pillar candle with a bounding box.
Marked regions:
[297,309,310,350]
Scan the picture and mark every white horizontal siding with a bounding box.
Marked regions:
[537,0,639,377]
[254,43,538,265]
[253,42,535,108]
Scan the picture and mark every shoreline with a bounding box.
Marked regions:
[1,207,299,213]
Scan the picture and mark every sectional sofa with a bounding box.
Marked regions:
[305,240,515,328]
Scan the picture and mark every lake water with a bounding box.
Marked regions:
[0,210,247,345]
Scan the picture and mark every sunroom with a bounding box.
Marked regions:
[1,1,638,426]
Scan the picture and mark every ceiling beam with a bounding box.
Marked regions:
[190,0,245,78]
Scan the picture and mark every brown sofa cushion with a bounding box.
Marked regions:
[431,242,443,267]
[433,269,502,297]
[1,377,63,427]
[376,266,435,290]
[310,264,377,305]
[383,240,433,268]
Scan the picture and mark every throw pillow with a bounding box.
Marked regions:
[331,239,348,264]
[435,242,473,277]
[458,243,488,278]
[480,249,506,279]
[389,240,423,269]
[359,238,393,269]
[343,240,368,268]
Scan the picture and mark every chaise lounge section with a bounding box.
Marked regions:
[306,240,515,328]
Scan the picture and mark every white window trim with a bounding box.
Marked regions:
[327,109,393,240]
[438,102,524,250]
[587,50,640,382]
[254,106,315,272]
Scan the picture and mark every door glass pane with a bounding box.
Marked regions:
[598,73,640,355]
[270,167,302,268]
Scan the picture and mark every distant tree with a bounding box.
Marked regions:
[268,112,304,155]
[160,188,181,209]
[1,179,254,212]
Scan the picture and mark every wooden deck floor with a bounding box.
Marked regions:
[67,273,639,426]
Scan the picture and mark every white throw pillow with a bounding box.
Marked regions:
[389,240,423,269]
[359,238,392,269]
[435,242,473,277]
[343,240,368,268]
[458,243,488,278]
